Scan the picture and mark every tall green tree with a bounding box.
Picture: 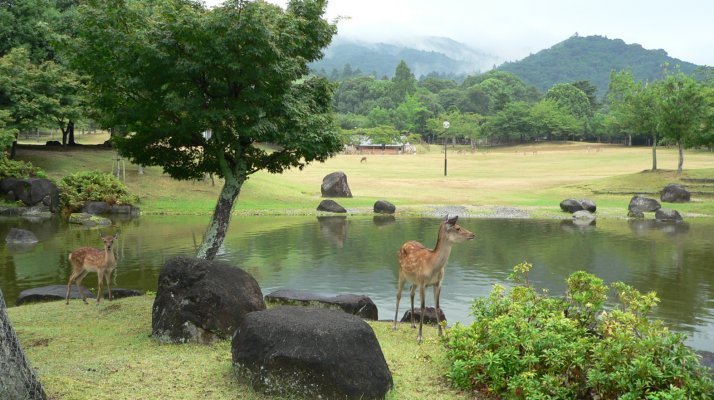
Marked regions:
[361,125,400,145]
[427,110,485,147]
[654,70,710,173]
[607,73,660,170]
[545,83,592,138]
[571,80,599,111]
[70,0,341,260]
[484,101,532,143]
[0,110,17,157]
[529,99,581,140]
[0,0,59,62]
[391,60,416,103]
[394,93,430,133]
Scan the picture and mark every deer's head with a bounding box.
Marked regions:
[442,215,475,243]
[100,232,119,250]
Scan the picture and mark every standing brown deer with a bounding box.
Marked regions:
[393,215,474,342]
[65,232,119,304]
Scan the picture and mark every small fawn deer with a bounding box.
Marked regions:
[393,215,474,342]
[360,156,367,163]
[65,232,119,304]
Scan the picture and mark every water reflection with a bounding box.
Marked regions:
[373,215,396,227]
[317,216,348,248]
[0,215,713,352]
[628,219,690,236]
[560,219,596,233]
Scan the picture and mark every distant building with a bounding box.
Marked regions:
[352,137,416,155]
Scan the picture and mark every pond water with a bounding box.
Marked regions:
[1,215,713,352]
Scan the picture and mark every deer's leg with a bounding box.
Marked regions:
[393,275,406,330]
[96,270,103,303]
[409,284,417,328]
[105,270,113,301]
[66,268,82,305]
[417,284,426,343]
[75,270,89,304]
[434,283,443,336]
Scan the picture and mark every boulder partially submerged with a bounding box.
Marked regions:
[265,289,378,320]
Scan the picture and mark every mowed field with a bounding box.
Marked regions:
[16,133,714,217]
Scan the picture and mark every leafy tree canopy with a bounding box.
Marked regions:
[69,0,340,259]
[545,82,592,119]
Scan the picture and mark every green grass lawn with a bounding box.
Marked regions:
[15,141,714,217]
[8,297,469,400]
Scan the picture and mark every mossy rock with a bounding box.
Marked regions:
[68,212,111,227]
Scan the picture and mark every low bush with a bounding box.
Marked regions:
[0,158,46,180]
[444,262,713,399]
[58,171,138,212]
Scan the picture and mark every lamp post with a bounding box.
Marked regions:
[443,120,450,176]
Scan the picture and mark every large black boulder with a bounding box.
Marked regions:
[0,177,18,194]
[560,198,596,213]
[317,199,347,213]
[400,307,446,325]
[579,199,597,213]
[232,307,393,399]
[628,195,661,213]
[661,183,690,203]
[152,256,265,344]
[321,171,353,198]
[82,201,140,216]
[373,200,396,214]
[15,285,141,305]
[82,201,111,215]
[559,198,584,213]
[2,178,60,213]
[265,289,378,320]
[655,208,684,222]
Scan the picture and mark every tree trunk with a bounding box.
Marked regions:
[0,289,47,399]
[627,134,632,146]
[196,171,245,260]
[67,121,76,146]
[677,140,684,174]
[9,140,17,159]
[60,124,68,146]
[651,133,657,171]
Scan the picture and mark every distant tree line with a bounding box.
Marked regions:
[329,59,714,172]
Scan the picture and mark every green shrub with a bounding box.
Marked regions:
[0,158,46,180]
[444,262,713,399]
[58,171,138,212]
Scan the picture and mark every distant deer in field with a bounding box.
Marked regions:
[360,156,367,163]
[394,215,475,342]
[65,232,119,304]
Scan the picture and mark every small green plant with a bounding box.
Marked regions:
[0,158,46,180]
[58,171,138,212]
[444,263,713,399]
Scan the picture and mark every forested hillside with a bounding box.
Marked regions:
[309,37,499,80]
[498,35,700,95]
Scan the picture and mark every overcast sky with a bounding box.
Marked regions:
[205,0,714,66]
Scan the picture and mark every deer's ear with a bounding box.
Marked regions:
[447,215,459,226]
[113,232,120,239]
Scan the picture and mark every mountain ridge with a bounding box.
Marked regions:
[497,35,700,95]
[310,34,704,96]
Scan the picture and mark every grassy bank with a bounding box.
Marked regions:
[14,137,714,217]
[8,296,468,400]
